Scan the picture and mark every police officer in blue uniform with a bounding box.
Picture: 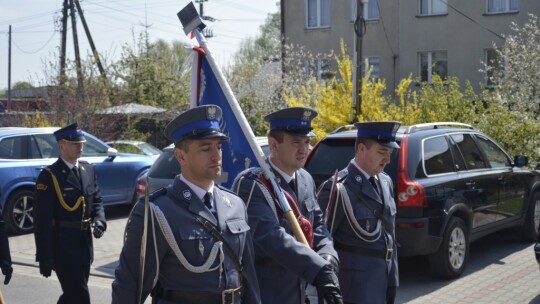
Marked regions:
[233,107,342,304]
[318,121,400,304]
[112,105,260,304]
[34,122,107,304]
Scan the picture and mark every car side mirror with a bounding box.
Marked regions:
[514,155,528,167]
[106,147,118,161]
[536,163,540,171]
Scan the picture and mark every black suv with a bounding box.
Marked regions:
[305,122,540,278]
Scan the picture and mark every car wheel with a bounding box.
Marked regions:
[429,217,469,279]
[521,191,540,242]
[4,189,35,235]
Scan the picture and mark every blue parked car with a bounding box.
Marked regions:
[0,127,156,235]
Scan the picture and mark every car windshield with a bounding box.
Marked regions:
[149,149,181,179]
[305,138,356,187]
[82,134,110,157]
[305,137,399,187]
[137,142,162,155]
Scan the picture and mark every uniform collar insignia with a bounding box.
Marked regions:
[183,190,192,200]
[355,175,363,183]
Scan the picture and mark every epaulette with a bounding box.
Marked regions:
[233,167,264,183]
[319,169,348,191]
[336,169,348,182]
[149,187,167,201]
[216,184,236,195]
[379,171,390,178]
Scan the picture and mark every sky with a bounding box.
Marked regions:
[0,0,279,90]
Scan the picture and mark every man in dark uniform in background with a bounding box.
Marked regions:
[112,105,260,304]
[319,121,400,304]
[33,122,106,304]
[232,107,342,304]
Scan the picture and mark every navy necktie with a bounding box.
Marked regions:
[204,192,218,219]
[72,167,81,184]
[203,192,213,210]
[369,176,380,196]
[288,179,296,192]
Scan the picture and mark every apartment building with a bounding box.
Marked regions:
[281,0,540,93]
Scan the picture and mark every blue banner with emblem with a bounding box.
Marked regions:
[193,48,260,189]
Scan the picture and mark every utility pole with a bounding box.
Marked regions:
[74,0,107,81]
[69,0,85,103]
[59,0,69,81]
[7,25,11,110]
[196,0,207,18]
[195,0,215,38]
[351,0,368,123]
[58,0,108,102]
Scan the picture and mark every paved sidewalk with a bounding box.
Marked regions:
[8,206,129,279]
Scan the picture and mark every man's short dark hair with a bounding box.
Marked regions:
[268,129,286,143]
[355,137,375,152]
[176,138,193,152]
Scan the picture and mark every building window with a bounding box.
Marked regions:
[361,56,380,79]
[365,0,380,20]
[485,49,504,87]
[420,0,447,16]
[303,57,332,80]
[487,0,518,13]
[419,51,447,82]
[307,0,330,29]
[351,0,380,21]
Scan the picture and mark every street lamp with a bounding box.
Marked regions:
[351,0,369,123]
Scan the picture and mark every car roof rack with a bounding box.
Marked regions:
[331,124,356,134]
[404,122,475,134]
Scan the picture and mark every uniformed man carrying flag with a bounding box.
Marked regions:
[112,105,260,304]
[233,107,342,304]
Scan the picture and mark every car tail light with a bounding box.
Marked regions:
[397,222,425,229]
[136,177,146,196]
[396,136,427,207]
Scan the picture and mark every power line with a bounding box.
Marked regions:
[218,18,267,22]
[11,31,57,54]
[0,11,57,26]
[441,0,505,40]
[374,0,395,55]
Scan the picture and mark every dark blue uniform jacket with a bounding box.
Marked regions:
[34,158,106,265]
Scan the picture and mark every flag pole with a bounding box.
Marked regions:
[193,30,309,246]
[177,2,308,247]
[136,174,150,303]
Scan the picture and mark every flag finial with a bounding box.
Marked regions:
[177,2,206,35]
